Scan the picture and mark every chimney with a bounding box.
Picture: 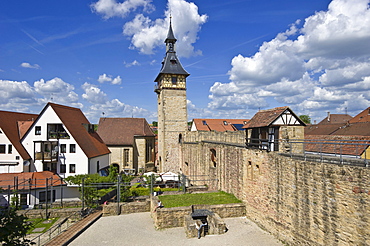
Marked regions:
[327,112,330,122]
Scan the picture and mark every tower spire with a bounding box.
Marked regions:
[165,16,177,46]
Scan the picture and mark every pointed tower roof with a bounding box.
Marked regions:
[165,18,177,43]
[155,19,189,82]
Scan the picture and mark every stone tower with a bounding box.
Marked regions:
[154,19,189,172]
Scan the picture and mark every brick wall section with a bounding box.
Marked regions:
[180,131,370,245]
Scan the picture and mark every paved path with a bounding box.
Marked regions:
[70,212,283,246]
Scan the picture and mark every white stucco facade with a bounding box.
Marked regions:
[0,129,28,173]
[21,105,109,178]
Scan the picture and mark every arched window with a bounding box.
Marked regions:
[178,133,183,143]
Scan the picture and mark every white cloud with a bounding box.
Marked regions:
[111,76,122,85]
[122,0,207,57]
[97,73,112,83]
[228,37,304,86]
[82,82,107,104]
[34,77,75,94]
[92,0,207,57]
[84,98,156,123]
[34,77,79,105]
[21,62,40,69]
[91,0,154,19]
[319,62,370,86]
[0,77,153,123]
[296,0,370,58]
[97,74,122,85]
[206,0,370,121]
[0,80,35,104]
[125,60,140,67]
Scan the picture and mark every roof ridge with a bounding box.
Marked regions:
[259,106,289,112]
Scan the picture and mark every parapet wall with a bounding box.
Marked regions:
[180,135,370,245]
[183,131,245,145]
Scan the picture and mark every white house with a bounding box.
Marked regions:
[0,111,38,173]
[0,171,80,208]
[21,103,110,178]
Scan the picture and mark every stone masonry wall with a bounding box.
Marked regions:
[180,131,370,245]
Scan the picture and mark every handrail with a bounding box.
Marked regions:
[245,137,370,166]
[30,209,81,246]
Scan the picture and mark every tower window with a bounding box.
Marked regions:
[172,77,177,84]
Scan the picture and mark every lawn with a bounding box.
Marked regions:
[27,217,59,234]
[158,191,241,208]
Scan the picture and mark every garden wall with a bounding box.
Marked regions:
[102,200,150,216]
[18,207,81,219]
[151,196,246,229]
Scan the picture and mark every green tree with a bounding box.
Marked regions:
[299,115,311,124]
[65,165,133,207]
[152,121,158,127]
[0,208,34,246]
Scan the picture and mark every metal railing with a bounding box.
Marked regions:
[30,210,81,246]
[246,137,370,166]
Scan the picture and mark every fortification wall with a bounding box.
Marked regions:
[180,132,370,245]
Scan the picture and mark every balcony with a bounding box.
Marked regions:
[35,151,58,161]
[48,131,70,139]
[47,124,70,139]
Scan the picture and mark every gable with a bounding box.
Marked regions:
[0,110,38,160]
[22,103,110,159]
[271,110,302,126]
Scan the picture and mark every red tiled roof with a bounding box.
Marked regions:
[31,103,111,158]
[97,118,155,146]
[349,107,370,123]
[317,114,352,125]
[192,119,249,132]
[331,122,370,136]
[304,135,370,156]
[0,171,65,190]
[0,111,38,160]
[49,103,110,158]
[243,106,304,128]
[305,123,344,135]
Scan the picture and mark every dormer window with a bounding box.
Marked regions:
[202,120,207,125]
[170,56,177,65]
[223,121,228,125]
[172,76,177,84]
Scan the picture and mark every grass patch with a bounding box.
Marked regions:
[27,217,59,234]
[159,191,241,208]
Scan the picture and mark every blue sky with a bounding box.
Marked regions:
[1,0,370,124]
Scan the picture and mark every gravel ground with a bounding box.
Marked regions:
[70,212,283,246]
